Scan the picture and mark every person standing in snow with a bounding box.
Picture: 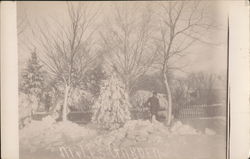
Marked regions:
[145,91,160,122]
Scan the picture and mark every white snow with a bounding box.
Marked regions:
[92,72,131,130]
[205,128,216,135]
[19,116,96,153]
[19,93,39,128]
[170,121,201,135]
[85,119,170,149]
[20,117,220,159]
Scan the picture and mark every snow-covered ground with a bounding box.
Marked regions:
[20,117,226,159]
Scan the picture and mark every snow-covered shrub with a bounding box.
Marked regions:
[92,72,131,130]
[68,88,94,111]
[19,92,39,128]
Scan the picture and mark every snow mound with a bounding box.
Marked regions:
[124,120,169,143]
[171,121,201,135]
[89,120,170,148]
[20,116,96,152]
[205,128,216,135]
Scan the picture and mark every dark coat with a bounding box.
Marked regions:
[146,96,160,115]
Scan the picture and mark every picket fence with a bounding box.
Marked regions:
[175,103,226,119]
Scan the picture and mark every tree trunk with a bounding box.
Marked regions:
[163,72,172,126]
[62,84,70,121]
[124,78,132,96]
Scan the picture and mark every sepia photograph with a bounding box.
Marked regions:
[16,1,229,159]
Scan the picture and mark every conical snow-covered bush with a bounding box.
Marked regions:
[92,72,131,130]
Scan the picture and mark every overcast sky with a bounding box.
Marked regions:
[17,1,228,77]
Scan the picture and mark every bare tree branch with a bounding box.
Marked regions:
[100,4,157,93]
[155,1,218,125]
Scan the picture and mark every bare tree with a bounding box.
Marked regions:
[155,1,216,125]
[172,78,188,105]
[32,2,99,121]
[100,3,158,93]
[186,72,218,105]
[17,9,31,36]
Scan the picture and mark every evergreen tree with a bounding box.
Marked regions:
[21,51,44,100]
[92,71,131,130]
